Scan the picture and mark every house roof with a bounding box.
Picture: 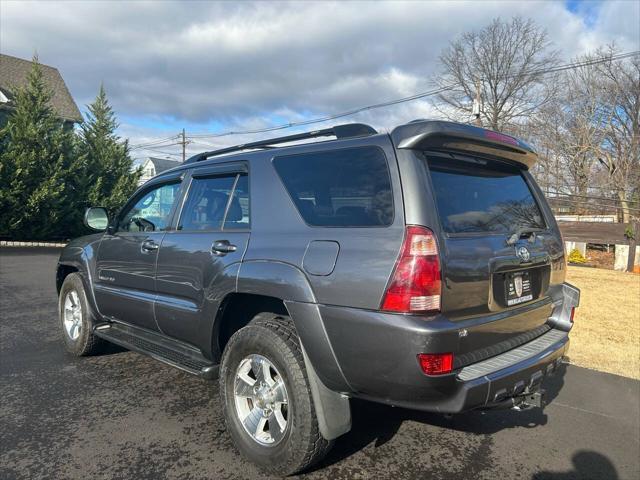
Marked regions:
[0,54,83,123]
[146,157,183,174]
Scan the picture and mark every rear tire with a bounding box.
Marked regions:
[220,313,332,475]
[58,273,105,356]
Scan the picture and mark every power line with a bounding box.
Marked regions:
[188,84,456,139]
[130,135,181,150]
[186,50,638,140]
[548,197,640,213]
[135,142,182,152]
[144,150,182,158]
[545,192,639,204]
[537,182,637,193]
[127,49,639,156]
[188,139,227,148]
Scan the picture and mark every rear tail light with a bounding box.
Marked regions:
[381,226,441,314]
[570,307,576,323]
[417,353,453,375]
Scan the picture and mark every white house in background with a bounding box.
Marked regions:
[138,157,182,185]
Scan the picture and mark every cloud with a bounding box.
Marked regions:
[1,0,638,158]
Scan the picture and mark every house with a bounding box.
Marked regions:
[0,54,83,128]
[138,157,183,185]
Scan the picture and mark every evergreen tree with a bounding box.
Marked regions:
[0,56,81,240]
[78,85,140,216]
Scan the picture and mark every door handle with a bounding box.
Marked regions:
[141,240,159,252]
[211,240,237,256]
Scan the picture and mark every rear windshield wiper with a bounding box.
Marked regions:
[506,227,545,245]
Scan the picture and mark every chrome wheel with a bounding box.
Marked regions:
[234,354,289,446]
[63,290,82,341]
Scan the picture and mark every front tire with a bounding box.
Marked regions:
[58,273,105,356]
[220,313,332,475]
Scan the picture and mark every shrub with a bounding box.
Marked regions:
[568,248,587,264]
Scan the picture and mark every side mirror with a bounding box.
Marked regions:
[84,207,110,231]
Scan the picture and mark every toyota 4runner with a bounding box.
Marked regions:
[56,120,580,475]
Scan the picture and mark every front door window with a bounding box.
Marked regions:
[118,182,181,232]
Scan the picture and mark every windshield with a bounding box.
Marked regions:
[427,156,546,234]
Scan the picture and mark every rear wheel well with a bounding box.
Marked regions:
[56,264,79,293]
[215,293,289,358]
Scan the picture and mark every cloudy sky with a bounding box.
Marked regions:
[1,0,639,160]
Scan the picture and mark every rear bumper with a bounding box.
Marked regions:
[429,330,568,413]
[314,282,578,413]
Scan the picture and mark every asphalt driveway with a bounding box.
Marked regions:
[1,247,639,480]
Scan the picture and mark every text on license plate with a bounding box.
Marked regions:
[506,271,533,306]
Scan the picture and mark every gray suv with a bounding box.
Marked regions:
[56,120,580,475]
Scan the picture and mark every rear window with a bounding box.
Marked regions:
[427,157,546,234]
[273,146,393,227]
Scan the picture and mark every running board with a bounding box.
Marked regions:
[94,323,219,379]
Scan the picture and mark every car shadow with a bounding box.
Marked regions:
[531,451,619,480]
[314,363,567,471]
[98,342,128,356]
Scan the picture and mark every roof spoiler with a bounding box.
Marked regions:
[391,120,538,169]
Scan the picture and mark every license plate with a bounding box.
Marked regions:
[506,271,532,306]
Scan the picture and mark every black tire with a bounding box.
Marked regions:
[220,313,332,476]
[58,273,105,356]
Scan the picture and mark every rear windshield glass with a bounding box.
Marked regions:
[427,157,546,234]
[274,146,393,227]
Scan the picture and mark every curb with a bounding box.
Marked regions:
[0,240,67,248]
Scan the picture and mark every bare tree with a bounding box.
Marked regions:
[530,48,639,221]
[596,50,640,223]
[531,54,609,212]
[434,17,560,132]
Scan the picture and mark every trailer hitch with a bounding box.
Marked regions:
[513,389,546,410]
[483,388,546,411]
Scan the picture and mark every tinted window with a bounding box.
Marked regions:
[119,182,180,232]
[179,174,249,231]
[224,174,250,229]
[427,157,546,234]
[274,147,393,227]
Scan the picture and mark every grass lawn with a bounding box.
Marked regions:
[565,266,640,379]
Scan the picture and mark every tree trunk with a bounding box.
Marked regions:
[618,191,631,224]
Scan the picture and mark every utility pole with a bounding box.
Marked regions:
[181,128,186,162]
[472,78,482,127]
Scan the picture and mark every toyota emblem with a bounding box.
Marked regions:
[516,246,531,262]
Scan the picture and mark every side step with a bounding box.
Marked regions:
[94,323,219,379]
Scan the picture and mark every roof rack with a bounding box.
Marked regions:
[184,123,377,164]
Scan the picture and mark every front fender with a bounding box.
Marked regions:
[57,233,104,318]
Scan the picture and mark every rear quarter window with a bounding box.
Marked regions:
[273,146,393,227]
[427,157,546,234]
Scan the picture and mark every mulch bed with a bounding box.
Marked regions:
[584,247,615,270]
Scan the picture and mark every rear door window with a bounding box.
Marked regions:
[178,173,249,231]
[427,157,546,234]
[273,146,393,227]
[224,174,250,230]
